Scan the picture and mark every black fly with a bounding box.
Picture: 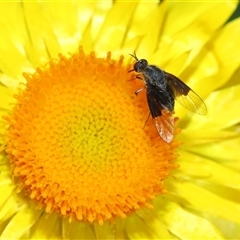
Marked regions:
[129,53,207,143]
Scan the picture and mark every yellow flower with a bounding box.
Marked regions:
[0,1,240,239]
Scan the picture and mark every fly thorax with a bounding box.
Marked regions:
[143,65,166,87]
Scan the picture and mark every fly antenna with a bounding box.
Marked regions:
[129,50,138,61]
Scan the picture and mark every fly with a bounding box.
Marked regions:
[129,53,207,143]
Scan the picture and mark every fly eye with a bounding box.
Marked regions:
[134,59,148,72]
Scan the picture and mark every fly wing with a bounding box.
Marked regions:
[146,89,174,143]
[165,72,207,115]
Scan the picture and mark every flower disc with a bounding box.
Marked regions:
[5,48,178,224]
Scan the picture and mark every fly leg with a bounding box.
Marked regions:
[143,112,151,129]
[128,74,142,82]
[134,85,148,128]
[135,86,146,96]
[135,74,143,80]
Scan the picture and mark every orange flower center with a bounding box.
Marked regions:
[5,47,179,224]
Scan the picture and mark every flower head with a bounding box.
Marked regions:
[4,47,179,225]
[0,1,240,239]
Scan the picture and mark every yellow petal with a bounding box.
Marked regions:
[0,202,42,240]
[41,2,103,54]
[223,64,240,89]
[0,84,16,110]
[211,18,240,75]
[114,218,126,239]
[200,213,240,239]
[127,0,164,42]
[0,85,17,144]
[178,129,238,146]
[136,207,177,239]
[0,195,21,234]
[0,3,32,78]
[0,154,9,171]
[181,137,240,173]
[21,2,61,66]
[187,84,240,130]
[62,218,95,239]
[171,181,240,225]
[164,1,236,37]
[136,2,167,56]
[162,201,224,239]
[182,18,240,100]
[125,214,169,239]
[177,150,240,190]
[94,1,138,53]
[0,172,14,211]
[29,213,61,239]
[93,223,115,239]
[42,2,113,54]
[157,1,237,66]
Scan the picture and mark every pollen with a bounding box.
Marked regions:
[4,47,179,224]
